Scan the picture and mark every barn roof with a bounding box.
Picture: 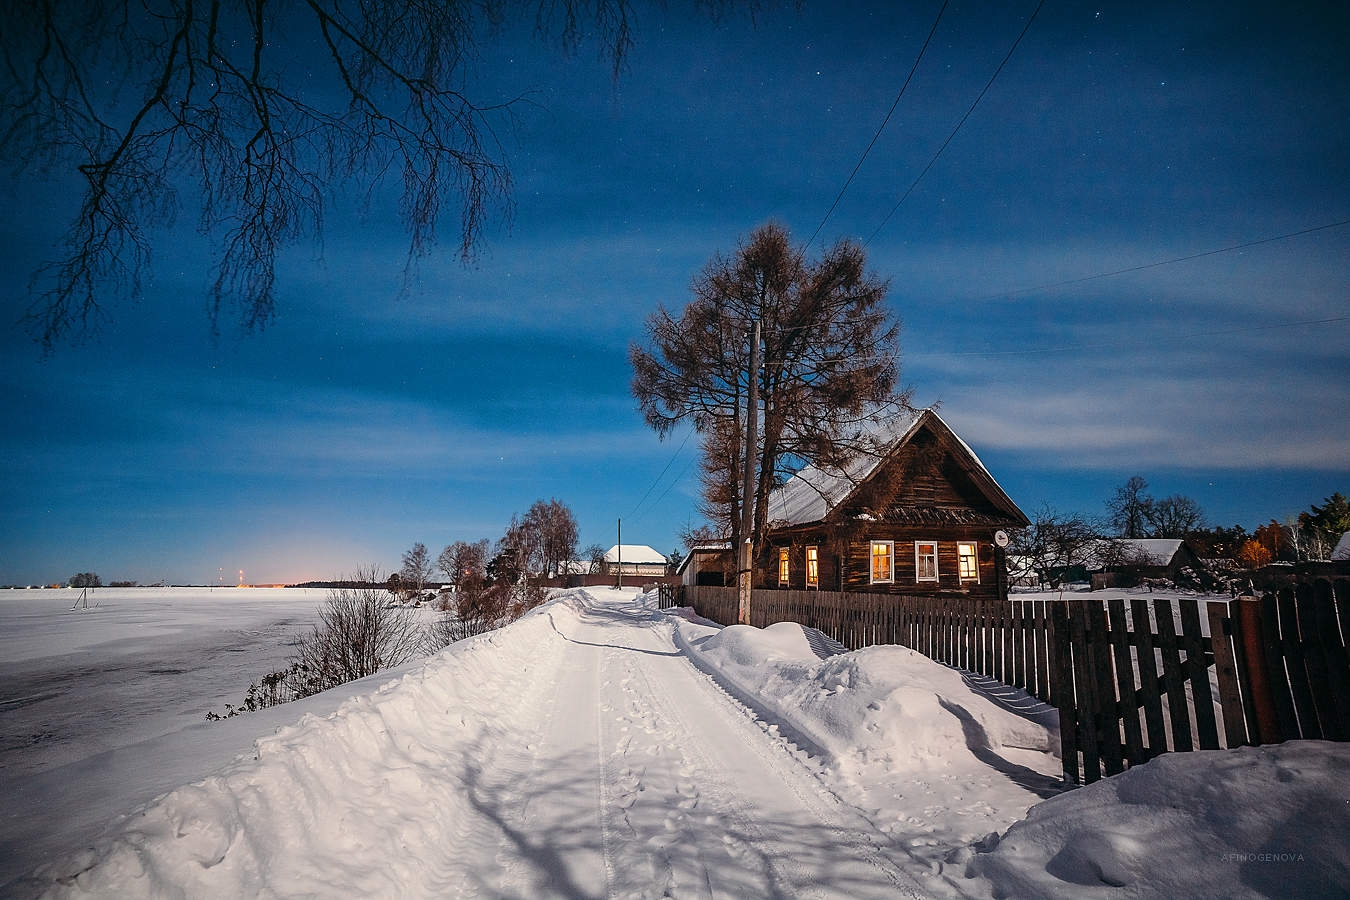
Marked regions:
[764,408,1026,529]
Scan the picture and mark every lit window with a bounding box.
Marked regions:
[806,546,819,589]
[958,542,979,582]
[915,541,939,582]
[871,541,894,584]
[778,547,790,586]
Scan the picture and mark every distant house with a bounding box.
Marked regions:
[605,544,669,577]
[1088,538,1205,588]
[756,409,1028,600]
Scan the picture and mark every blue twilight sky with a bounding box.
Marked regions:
[2,1,1348,586]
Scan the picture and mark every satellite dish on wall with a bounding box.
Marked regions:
[994,530,1010,548]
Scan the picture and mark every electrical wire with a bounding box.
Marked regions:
[628,425,695,520]
[806,0,950,249]
[864,0,1047,248]
[978,219,1350,301]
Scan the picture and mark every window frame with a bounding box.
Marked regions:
[870,540,895,584]
[806,545,820,589]
[914,540,939,583]
[957,541,980,583]
[778,546,791,587]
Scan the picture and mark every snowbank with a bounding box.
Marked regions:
[17,603,566,897]
[669,610,1067,872]
[965,741,1350,898]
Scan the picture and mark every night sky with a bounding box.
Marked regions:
[2,1,1347,586]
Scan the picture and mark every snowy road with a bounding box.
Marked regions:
[485,595,924,898]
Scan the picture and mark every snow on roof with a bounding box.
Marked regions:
[765,408,1017,528]
[766,409,923,527]
[604,544,668,565]
[1118,538,1186,566]
[1333,531,1350,561]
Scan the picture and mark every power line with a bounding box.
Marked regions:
[806,0,951,249]
[926,315,1349,359]
[978,219,1350,301]
[628,425,694,520]
[864,0,1047,248]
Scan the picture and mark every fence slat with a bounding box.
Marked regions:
[1050,602,1080,784]
[1313,580,1350,741]
[1296,583,1341,741]
[1278,587,1321,740]
[1256,592,1297,741]
[1107,598,1145,767]
[1131,598,1167,759]
[1179,600,1220,750]
[1068,600,1102,783]
[1207,601,1248,748]
[1155,598,1193,753]
[1088,600,1125,776]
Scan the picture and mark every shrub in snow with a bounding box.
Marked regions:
[422,576,547,652]
[287,579,424,696]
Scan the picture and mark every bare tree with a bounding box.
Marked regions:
[1144,494,1205,538]
[631,221,910,565]
[1008,505,1102,590]
[498,499,578,578]
[400,541,433,596]
[527,498,579,579]
[0,1,737,349]
[582,543,609,575]
[1106,476,1152,538]
[437,538,491,588]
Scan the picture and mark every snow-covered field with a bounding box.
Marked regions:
[2,587,1346,897]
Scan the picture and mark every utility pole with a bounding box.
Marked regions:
[617,517,623,590]
[737,318,761,626]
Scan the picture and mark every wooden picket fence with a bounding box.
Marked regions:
[658,579,1350,786]
[1055,579,1350,784]
[660,584,1060,706]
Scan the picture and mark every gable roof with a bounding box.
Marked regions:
[1333,531,1350,561]
[604,544,668,565]
[765,408,1026,529]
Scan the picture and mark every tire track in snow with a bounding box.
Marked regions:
[577,597,925,898]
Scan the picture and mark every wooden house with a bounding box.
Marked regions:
[1088,538,1205,588]
[758,409,1028,600]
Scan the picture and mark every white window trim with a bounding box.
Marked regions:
[806,545,820,589]
[957,541,980,583]
[778,547,791,587]
[914,540,939,583]
[870,540,895,584]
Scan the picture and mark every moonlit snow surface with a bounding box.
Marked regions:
[4,587,1346,898]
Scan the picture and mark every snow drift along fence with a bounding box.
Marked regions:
[661,584,1059,708]
[660,579,1350,787]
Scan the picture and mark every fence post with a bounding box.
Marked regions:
[1238,596,1280,744]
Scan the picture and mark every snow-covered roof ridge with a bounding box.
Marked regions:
[604,544,668,564]
[1333,531,1350,561]
[765,408,1023,528]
